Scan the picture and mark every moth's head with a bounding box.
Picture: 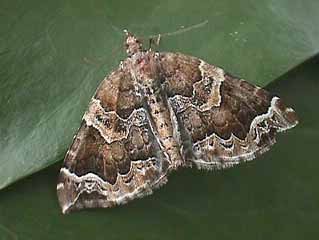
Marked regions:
[124,30,143,56]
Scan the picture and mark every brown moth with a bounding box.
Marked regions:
[57,30,298,214]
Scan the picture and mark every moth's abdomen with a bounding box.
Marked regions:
[142,83,184,169]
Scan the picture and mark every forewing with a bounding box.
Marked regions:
[57,67,170,214]
[160,52,298,169]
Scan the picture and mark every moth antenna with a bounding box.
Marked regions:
[148,20,208,39]
[82,44,123,67]
[146,20,208,50]
[109,24,123,36]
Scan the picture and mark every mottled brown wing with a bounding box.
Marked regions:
[159,52,298,169]
[57,67,170,214]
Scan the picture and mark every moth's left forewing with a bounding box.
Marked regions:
[159,52,298,169]
[57,67,170,214]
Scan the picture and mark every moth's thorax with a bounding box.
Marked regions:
[125,51,184,168]
[129,51,161,84]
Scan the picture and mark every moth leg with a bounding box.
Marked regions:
[148,34,161,50]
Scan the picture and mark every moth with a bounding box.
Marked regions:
[57,30,298,214]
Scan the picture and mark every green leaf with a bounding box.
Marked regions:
[1,0,319,189]
[0,54,318,239]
